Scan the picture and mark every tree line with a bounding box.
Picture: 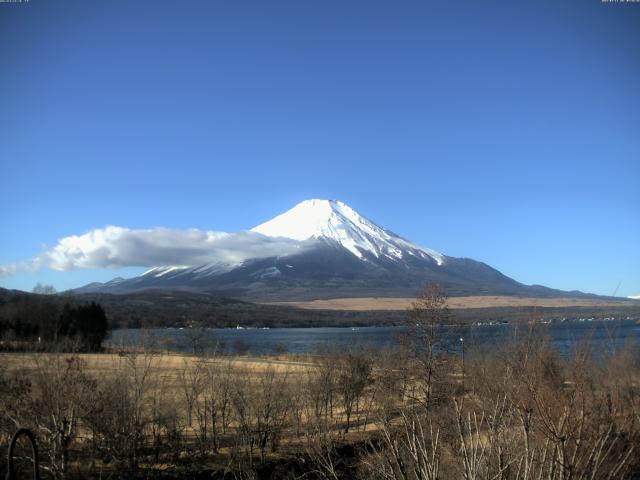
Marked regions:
[0,293,109,352]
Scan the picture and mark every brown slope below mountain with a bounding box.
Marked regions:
[265,295,640,311]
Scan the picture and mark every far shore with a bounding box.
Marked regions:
[264,295,640,311]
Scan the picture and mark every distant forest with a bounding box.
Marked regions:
[0,292,108,351]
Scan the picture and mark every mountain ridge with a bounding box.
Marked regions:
[71,199,606,301]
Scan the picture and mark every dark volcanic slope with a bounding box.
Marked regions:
[73,242,601,302]
[71,199,608,302]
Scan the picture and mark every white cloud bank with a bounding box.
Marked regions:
[0,226,308,275]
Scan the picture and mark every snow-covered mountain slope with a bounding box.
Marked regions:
[72,199,595,301]
[252,199,444,265]
[142,262,235,280]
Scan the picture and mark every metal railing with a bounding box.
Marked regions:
[5,429,39,480]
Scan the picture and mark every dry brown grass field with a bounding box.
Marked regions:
[266,295,638,310]
[0,351,314,376]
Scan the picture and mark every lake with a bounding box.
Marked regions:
[107,318,640,358]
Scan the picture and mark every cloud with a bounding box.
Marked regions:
[0,264,18,276]
[0,226,308,275]
[0,259,41,276]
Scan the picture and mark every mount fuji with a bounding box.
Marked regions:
[73,199,585,301]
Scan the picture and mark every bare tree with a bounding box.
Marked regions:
[148,373,179,464]
[305,423,343,480]
[194,357,234,453]
[32,283,57,295]
[405,283,449,409]
[181,326,209,355]
[83,349,157,475]
[337,351,372,433]
[365,405,441,480]
[179,358,204,427]
[28,355,96,479]
[230,366,292,464]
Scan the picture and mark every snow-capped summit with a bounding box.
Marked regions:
[251,199,444,265]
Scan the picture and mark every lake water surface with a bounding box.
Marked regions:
[108,319,640,358]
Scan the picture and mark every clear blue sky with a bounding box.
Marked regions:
[1,0,638,296]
